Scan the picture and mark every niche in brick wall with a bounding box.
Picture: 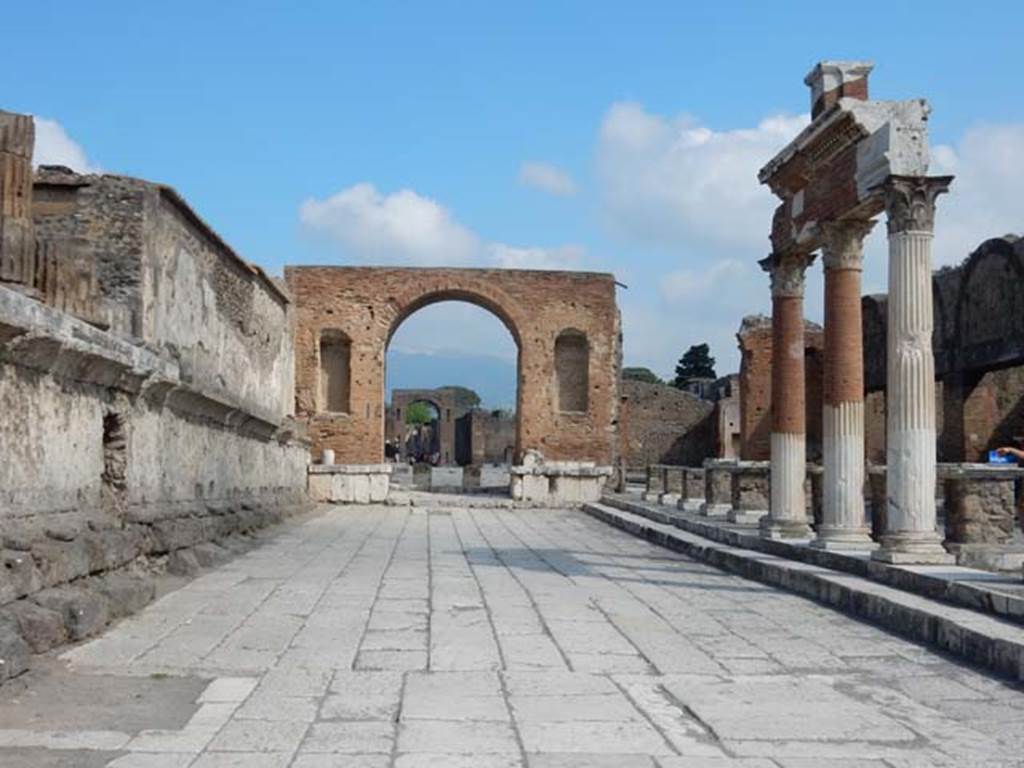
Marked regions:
[319,330,352,413]
[555,329,589,413]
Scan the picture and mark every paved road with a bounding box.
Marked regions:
[2,503,1023,767]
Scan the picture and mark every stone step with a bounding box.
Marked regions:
[583,500,1024,682]
[603,493,1024,628]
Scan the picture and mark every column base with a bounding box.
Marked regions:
[729,509,767,526]
[700,502,731,518]
[678,498,704,513]
[658,493,681,506]
[759,517,812,540]
[810,527,877,551]
[871,532,955,565]
[641,491,662,502]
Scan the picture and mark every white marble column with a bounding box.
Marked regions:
[761,253,814,540]
[873,175,955,564]
[813,220,875,550]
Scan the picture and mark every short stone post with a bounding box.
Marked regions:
[814,220,875,549]
[760,253,813,539]
[873,176,955,564]
[701,459,735,517]
[678,467,706,513]
[659,466,684,506]
[729,461,771,526]
[942,465,1024,571]
[642,465,664,502]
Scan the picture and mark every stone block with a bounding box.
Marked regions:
[729,462,770,526]
[93,573,156,619]
[1,548,41,603]
[32,587,111,641]
[430,467,463,490]
[4,599,67,653]
[479,465,510,488]
[31,538,92,588]
[308,464,392,504]
[192,542,230,568]
[167,548,201,576]
[0,615,30,683]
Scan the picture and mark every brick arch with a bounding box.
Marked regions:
[285,266,621,465]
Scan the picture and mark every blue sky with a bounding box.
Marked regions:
[6,1,1024,402]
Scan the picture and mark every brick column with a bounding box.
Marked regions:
[0,111,36,289]
[873,175,955,564]
[761,254,813,539]
[813,220,875,550]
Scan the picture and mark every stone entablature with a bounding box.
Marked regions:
[511,460,613,506]
[308,464,391,504]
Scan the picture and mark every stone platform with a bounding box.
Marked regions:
[1,503,1021,766]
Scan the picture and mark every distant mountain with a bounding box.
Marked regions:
[386,350,517,410]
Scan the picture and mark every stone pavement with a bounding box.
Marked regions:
[2,503,1023,767]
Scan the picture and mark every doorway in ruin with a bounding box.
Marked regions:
[385,300,519,470]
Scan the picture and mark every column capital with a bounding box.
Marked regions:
[883,175,953,235]
[761,253,813,298]
[820,219,875,271]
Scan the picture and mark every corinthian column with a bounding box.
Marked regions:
[813,219,875,550]
[873,175,954,564]
[760,253,813,539]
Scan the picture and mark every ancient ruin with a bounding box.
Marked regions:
[1,49,1023,767]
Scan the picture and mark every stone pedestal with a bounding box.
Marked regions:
[873,176,955,565]
[678,467,706,513]
[511,461,613,505]
[658,466,684,506]
[308,464,392,504]
[729,461,771,526]
[815,220,875,550]
[701,460,735,517]
[761,254,813,539]
[942,465,1024,571]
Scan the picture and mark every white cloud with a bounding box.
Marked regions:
[596,102,809,251]
[32,117,100,173]
[518,161,577,196]
[659,259,747,302]
[299,183,481,265]
[930,123,1024,267]
[488,243,584,270]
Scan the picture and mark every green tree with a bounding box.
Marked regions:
[405,401,435,426]
[672,344,716,389]
[438,385,481,411]
[622,366,663,384]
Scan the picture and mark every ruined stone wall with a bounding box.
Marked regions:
[620,379,714,468]
[737,314,824,461]
[863,235,1024,461]
[287,267,620,466]
[0,131,310,678]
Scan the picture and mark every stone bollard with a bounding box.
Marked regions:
[728,461,771,526]
[659,466,684,506]
[642,465,665,502]
[678,468,706,513]
[701,460,735,518]
[321,449,335,465]
[941,464,1024,571]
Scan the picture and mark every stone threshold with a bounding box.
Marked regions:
[602,493,1024,626]
[583,499,1024,682]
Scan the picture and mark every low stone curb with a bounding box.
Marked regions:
[603,493,1024,627]
[583,500,1024,682]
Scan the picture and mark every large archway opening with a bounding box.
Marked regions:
[385,299,519,478]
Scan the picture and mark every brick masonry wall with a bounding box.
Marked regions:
[286,267,620,465]
[737,315,824,461]
[621,379,714,468]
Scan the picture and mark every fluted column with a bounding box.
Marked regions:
[813,220,875,550]
[761,253,813,539]
[873,175,955,564]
